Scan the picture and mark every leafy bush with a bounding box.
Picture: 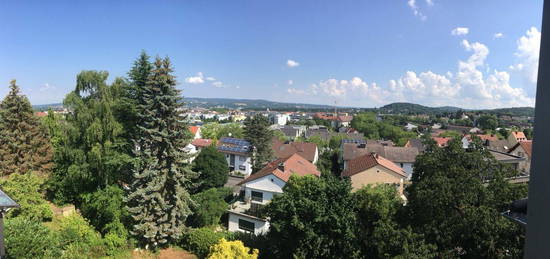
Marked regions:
[181,227,228,258]
[192,146,229,193]
[4,217,61,259]
[0,173,52,221]
[52,213,106,258]
[208,238,258,259]
[80,185,128,234]
[189,188,232,227]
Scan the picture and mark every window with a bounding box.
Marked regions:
[239,156,246,161]
[239,165,246,170]
[251,191,263,202]
[238,219,255,232]
[400,163,404,168]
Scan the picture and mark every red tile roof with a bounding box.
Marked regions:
[238,153,320,185]
[272,139,318,163]
[341,153,407,178]
[464,134,498,142]
[189,126,200,135]
[432,137,452,147]
[511,131,527,140]
[509,140,533,158]
[191,138,213,148]
[35,111,48,117]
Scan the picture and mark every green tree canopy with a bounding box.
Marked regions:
[265,175,358,258]
[192,145,229,193]
[477,114,498,130]
[0,80,53,176]
[188,188,232,228]
[406,139,527,257]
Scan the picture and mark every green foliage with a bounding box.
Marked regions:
[316,149,340,177]
[244,115,274,172]
[0,173,52,221]
[189,188,232,228]
[498,128,510,139]
[523,128,533,140]
[126,56,195,248]
[438,130,462,139]
[351,112,416,146]
[53,213,108,258]
[265,175,359,258]
[305,135,328,149]
[208,238,259,259]
[354,185,435,258]
[201,122,244,140]
[5,217,61,259]
[477,114,498,130]
[406,139,527,257]
[192,146,229,193]
[0,80,54,176]
[41,108,64,148]
[181,227,228,258]
[80,185,128,236]
[47,71,132,205]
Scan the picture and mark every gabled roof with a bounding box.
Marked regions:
[272,139,318,163]
[509,140,533,158]
[511,131,527,140]
[341,153,407,178]
[191,138,213,148]
[405,138,425,152]
[238,154,320,185]
[189,126,200,135]
[432,137,452,147]
[464,134,498,142]
[487,139,510,153]
[342,143,418,162]
[489,150,525,163]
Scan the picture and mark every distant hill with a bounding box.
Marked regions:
[380,102,534,117]
[184,97,342,111]
[32,103,63,111]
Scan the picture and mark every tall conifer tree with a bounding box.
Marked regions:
[126,57,194,248]
[244,114,273,172]
[0,80,53,176]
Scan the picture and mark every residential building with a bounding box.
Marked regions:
[341,153,407,195]
[404,123,418,131]
[227,154,321,235]
[275,125,306,139]
[404,138,426,152]
[272,139,319,164]
[189,126,201,139]
[269,113,290,126]
[217,137,253,176]
[508,140,533,174]
[461,134,498,148]
[432,137,452,147]
[489,150,525,172]
[341,142,418,178]
[508,131,528,146]
[487,139,511,153]
[191,138,213,151]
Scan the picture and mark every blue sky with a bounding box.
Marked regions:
[0,0,543,108]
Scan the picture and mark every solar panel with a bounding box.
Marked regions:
[342,139,366,144]
[0,189,18,208]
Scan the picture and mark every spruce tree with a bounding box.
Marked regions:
[0,80,53,176]
[126,57,195,248]
[244,114,273,172]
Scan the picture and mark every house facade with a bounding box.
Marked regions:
[227,154,321,235]
[217,137,253,176]
[508,140,532,174]
[508,131,527,146]
[341,153,407,195]
[341,142,418,178]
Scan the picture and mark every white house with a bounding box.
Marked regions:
[269,113,290,126]
[228,154,321,235]
[217,137,253,176]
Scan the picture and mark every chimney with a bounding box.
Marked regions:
[278,162,285,172]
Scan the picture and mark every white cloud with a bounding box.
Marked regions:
[212,81,223,87]
[287,38,534,108]
[494,32,504,39]
[287,59,300,68]
[510,27,540,85]
[206,77,216,81]
[426,0,434,6]
[185,72,205,84]
[288,80,294,85]
[287,88,306,95]
[408,0,427,21]
[39,83,54,92]
[451,27,469,36]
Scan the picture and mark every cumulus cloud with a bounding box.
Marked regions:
[510,27,540,85]
[206,77,216,81]
[287,88,306,95]
[426,0,434,6]
[408,0,427,21]
[451,27,469,36]
[39,83,54,92]
[288,80,294,85]
[494,32,504,39]
[212,81,223,87]
[287,37,535,108]
[287,59,300,68]
[185,72,205,84]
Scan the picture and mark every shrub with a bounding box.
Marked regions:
[80,185,129,234]
[4,217,61,259]
[208,238,259,259]
[1,173,52,221]
[181,227,227,258]
[189,188,232,227]
[52,213,106,258]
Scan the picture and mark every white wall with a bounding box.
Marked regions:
[243,175,286,204]
[224,153,252,176]
[399,162,414,179]
[228,213,270,235]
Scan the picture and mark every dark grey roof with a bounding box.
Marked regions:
[489,150,525,163]
[342,143,419,163]
[0,189,19,208]
[406,139,426,152]
[487,140,511,153]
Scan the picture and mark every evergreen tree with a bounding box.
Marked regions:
[0,80,53,176]
[244,114,273,172]
[126,57,195,248]
[192,145,229,193]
